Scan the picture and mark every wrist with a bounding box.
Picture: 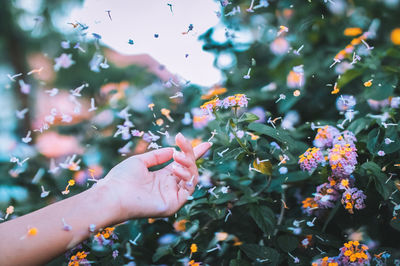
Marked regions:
[87,180,122,226]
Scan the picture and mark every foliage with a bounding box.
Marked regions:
[1,0,400,265]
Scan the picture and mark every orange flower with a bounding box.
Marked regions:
[201,86,227,100]
[190,243,198,253]
[344,27,362,36]
[364,80,373,87]
[188,260,201,266]
[233,236,243,246]
[173,219,188,232]
[391,28,400,45]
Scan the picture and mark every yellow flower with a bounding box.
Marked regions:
[364,80,373,87]
[390,28,400,45]
[188,260,200,266]
[344,250,353,257]
[68,179,75,186]
[190,243,198,253]
[344,27,362,36]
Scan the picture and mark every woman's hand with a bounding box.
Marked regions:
[96,133,211,222]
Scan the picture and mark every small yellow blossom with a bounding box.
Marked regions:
[364,80,373,87]
[344,27,362,36]
[190,243,198,253]
[391,28,400,45]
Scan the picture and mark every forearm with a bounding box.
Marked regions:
[0,184,118,266]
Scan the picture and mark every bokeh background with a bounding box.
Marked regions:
[1,0,400,265]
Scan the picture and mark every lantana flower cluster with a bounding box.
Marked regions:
[298,147,325,173]
[68,251,89,266]
[312,241,371,266]
[200,94,249,114]
[300,126,366,214]
[94,227,117,246]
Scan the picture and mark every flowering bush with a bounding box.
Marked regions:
[2,0,400,265]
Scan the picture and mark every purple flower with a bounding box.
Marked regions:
[298,147,325,173]
[313,125,340,148]
[54,53,75,71]
[337,241,371,265]
[329,144,358,178]
[142,133,152,143]
[313,183,340,209]
[377,150,385,156]
[249,106,266,123]
[332,130,357,147]
[336,95,356,112]
[341,187,367,214]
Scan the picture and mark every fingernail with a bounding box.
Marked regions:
[208,141,213,146]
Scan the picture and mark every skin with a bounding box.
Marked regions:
[0,133,211,266]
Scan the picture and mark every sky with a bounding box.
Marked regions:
[63,0,223,86]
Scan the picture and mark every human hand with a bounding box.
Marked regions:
[95,133,211,222]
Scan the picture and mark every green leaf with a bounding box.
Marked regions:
[285,171,310,182]
[211,193,236,204]
[238,112,260,123]
[361,162,390,199]
[229,259,251,266]
[322,201,341,232]
[152,245,172,262]
[366,128,380,154]
[240,244,280,265]
[249,205,275,234]
[383,126,400,154]
[347,118,371,135]
[386,47,400,59]
[248,123,296,148]
[337,69,362,88]
[364,74,397,100]
[277,234,298,252]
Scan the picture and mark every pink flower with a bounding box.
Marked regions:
[54,53,75,71]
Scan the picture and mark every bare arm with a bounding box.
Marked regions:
[0,133,211,265]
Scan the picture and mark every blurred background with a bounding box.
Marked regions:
[1,0,400,264]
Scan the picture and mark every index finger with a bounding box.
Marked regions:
[193,142,212,160]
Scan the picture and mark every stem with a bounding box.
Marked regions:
[252,175,272,196]
[274,190,286,236]
[231,128,254,156]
